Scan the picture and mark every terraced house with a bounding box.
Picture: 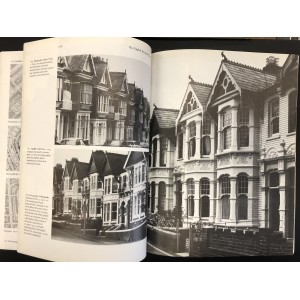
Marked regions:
[56,55,149,146]
[149,54,297,239]
[54,151,147,231]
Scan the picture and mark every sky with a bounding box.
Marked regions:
[91,54,151,100]
[53,147,131,167]
[151,49,289,114]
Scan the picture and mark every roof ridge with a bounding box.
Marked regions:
[154,107,179,112]
[224,59,277,76]
[190,81,212,87]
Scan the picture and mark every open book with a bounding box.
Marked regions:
[0,38,298,261]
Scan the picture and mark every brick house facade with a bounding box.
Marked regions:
[149,54,297,239]
[55,55,149,146]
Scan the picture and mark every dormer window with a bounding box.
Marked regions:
[188,122,196,158]
[223,109,232,149]
[202,114,211,155]
[239,106,249,147]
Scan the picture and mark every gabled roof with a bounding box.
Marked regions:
[152,107,179,129]
[53,164,63,184]
[223,60,277,92]
[63,159,76,178]
[71,161,89,181]
[88,150,106,174]
[92,56,111,87]
[110,72,127,92]
[124,152,145,169]
[104,153,127,176]
[65,55,96,75]
[189,82,212,107]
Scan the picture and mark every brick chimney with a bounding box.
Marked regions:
[263,56,281,75]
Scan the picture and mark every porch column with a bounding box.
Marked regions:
[92,123,97,145]
[209,180,215,222]
[217,111,222,154]
[74,115,79,138]
[167,139,172,168]
[154,183,158,213]
[60,114,64,141]
[249,107,254,150]
[247,177,254,221]
[156,137,160,167]
[229,176,237,223]
[195,119,201,159]
[182,181,188,216]
[184,124,190,161]
[194,180,200,219]
[210,120,215,159]
[215,179,221,222]
[231,106,238,151]
[279,171,287,237]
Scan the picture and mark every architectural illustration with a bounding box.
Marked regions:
[9,64,23,119]
[6,126,21,171]
[4,178,19,229]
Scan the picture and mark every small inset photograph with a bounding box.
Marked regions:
[55,55,150,148]
[4,178,19,229]
[52,148,147,245]
[6,126,21,171]
[9,63,23,119]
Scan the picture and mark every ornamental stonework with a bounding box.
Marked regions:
[266,148,278,159]
[286,144,296,156]
[218,155,230,166]
[185,160,212,171]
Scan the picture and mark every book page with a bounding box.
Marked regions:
[18,38,151,261]
[0,51,23,250]
[148,49,297,257]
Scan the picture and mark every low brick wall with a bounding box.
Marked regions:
[147,225,189,253]
[105,221,147,242]
[190,227,294,257]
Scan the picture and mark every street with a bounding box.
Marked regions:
[52,227,126,245]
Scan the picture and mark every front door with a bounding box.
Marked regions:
[269,189,280,231]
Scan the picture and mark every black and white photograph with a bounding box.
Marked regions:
[55,54,150,148]
[52,148,147,245]
[147,50,298,257]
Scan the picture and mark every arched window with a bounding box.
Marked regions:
[288,91,297,133]
[220,175,230,219]
[160,136,168,166]
[239,106,249,147]
[158,182,166,212]
[187,179,195,216]
[223,109,231,149]
[269,99,279,136]
[237,174,248,220]
[189,122,196,158]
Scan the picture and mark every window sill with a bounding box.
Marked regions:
[286,132,296,137]
[266,134,280,141]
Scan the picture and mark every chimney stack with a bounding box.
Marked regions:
[263,56,281,75]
